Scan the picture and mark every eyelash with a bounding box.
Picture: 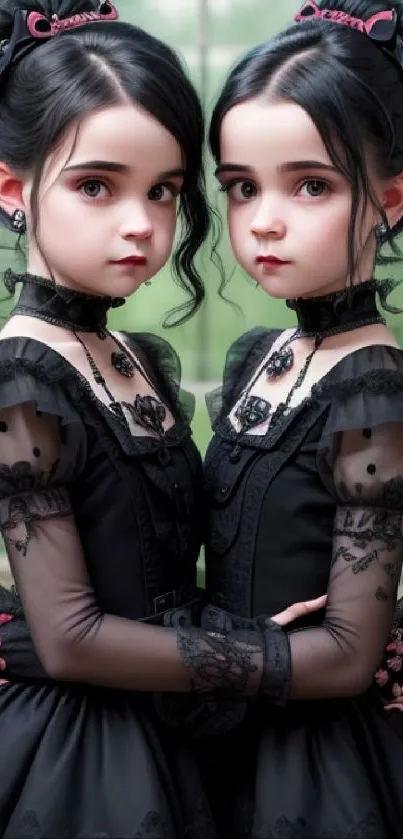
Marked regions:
[298,178,329,198]
[218,177,331,199]
[148,182,181,202]
[77,178,110,199]
[76,178,181,202]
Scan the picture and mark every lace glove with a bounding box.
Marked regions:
[176,604,291,706]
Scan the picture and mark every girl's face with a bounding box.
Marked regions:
[22,102,184,297]
[216,99,386,299]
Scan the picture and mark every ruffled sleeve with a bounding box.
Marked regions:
[279,352,403,701]
[0,348,266,696]
[123,332,195,423]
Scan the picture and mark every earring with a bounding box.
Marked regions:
[376,221,388,242]
[11,209,26,235]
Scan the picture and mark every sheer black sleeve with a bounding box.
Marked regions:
[0,387,265,695]
[280,418,403,700]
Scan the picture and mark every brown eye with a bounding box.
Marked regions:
[148,183,177,203]
[224,180,257,200]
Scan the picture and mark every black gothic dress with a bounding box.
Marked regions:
[0,291,215,838]
[201,301,403,838]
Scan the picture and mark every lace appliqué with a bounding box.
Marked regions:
[133,811,170,838]
[334,502,403,602]
[176,625,263,695]
[257,812,384,838]
[12,809,172,838]
[0,478,71,556]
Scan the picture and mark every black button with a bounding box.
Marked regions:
[367,464,377,476]
[363,428,372,439]
[154,591,176,613]
[0,422,8,432]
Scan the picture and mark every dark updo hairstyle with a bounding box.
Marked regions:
[0,0,210,324]
[210,0,403,284]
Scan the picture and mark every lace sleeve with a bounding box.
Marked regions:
[280,420,403,700]
[0,400,266,694]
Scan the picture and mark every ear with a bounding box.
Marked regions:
[0,163,25,218]
[381,173,403,229]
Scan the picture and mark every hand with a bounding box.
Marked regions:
[271,595,327,627]
[384,683,403,711]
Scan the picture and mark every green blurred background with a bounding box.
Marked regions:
[2,0,403,457]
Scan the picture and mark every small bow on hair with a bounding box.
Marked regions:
[295,1,403,75]
[0,1,118,81]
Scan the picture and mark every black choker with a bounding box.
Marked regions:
[5,270,125,337]
[286,279,387,337]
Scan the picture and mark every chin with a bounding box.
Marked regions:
[104,273,149,299]
[254,277,295,300]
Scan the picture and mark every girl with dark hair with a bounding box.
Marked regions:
[0,0,272,833]
[197,1,403,836]
[0,2,222,836]
[0,2,331,834]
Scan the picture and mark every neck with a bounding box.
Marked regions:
[5,270,125,337]
[286,279,385,338]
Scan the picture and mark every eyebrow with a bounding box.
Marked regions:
[63,160,186,178]
[215,160,338,176]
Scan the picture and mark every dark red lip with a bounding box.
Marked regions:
[112,256,147,266]
[256,256,290,265]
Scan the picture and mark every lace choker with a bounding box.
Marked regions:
[5,270,125,337]
[286,279,390,337]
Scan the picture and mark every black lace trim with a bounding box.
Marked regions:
[0,486,72,556]
[10,808,172,838]
[334,503,403,602]
[0,342,191,458]
[314,368,403,401]
[207,330,403,454]
[256,812,386,838]
[176,624,263,695]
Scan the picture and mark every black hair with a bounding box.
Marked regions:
[0,0,210,324]
[210,0,403,284]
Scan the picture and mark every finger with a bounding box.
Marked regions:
[272,595,327,627]
[385,702,403,711]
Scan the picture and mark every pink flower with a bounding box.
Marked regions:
[387,656,403,672]
[392,682,403,698]
[0,614,13,625]
[375,669,389,686]
[396,642,403,655]
[387,642,397,652]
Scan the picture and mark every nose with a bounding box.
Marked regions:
[250,197,286,240]
[120,201,153,241]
